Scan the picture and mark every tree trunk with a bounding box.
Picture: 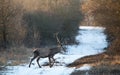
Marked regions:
[3,24,7,49]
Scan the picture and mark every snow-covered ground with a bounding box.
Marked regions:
[0,26,108,75]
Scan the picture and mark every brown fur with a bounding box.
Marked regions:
[29,47,63,68]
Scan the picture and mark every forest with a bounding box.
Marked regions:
[81,0,120,55]
[0,0,83,49]
[0,0,120,75]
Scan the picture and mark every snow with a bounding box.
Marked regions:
[0,26,108,75]
[76,64,92,70]
[79,26,105,30]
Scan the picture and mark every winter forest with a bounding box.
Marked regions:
[0,0,120,75]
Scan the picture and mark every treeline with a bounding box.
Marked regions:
[82,0,120,54]
[0,0,83,50]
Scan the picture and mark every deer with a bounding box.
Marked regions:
[29,33,65,68]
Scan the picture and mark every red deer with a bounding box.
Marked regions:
[29,33,65,68]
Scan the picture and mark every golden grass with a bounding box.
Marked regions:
[0,47,32,66]
[70,53,120,75]
[71,65,120,75]
[67,52,120,68]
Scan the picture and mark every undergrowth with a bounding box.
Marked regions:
[0,47,32,67]
[71,65,120,75]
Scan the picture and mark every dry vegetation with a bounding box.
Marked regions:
[0,47,32,66]
[68,0,120,71]
[0,0,83,67]
[68,0,120,73]
[67,52,120,68]
[71,65,120,75]
[68,52,120,75]
[0,1,120,74]
[0,0,83,49]
[81,0,120,54]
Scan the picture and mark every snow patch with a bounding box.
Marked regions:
[76,64,92,71]
[79,26,105,30]
[1,26,108,75]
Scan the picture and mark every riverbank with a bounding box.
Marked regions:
[67,52,120,68]
[70,53,120,75]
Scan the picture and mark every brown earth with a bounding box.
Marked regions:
[67,52,120,68]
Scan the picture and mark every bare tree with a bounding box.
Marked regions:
[0,0,26,49]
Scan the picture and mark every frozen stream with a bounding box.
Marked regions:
[0,26,108,75]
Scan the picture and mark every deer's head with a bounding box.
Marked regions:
[54,32,66,52]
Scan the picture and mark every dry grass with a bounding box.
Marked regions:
[0,47,32,66]
[67,52,120,68]
[71,65,120,75]
[69,52,120,75]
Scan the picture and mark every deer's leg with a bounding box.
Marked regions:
[48,56,55,68]
[52,57,55,64]
[29,55,37,68]
[48,56,52,68]
[51,56,55,67]
[36,57,41,68]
